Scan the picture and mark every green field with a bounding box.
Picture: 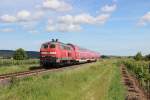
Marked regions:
[0,60,126,100]
[0,64,39,74]
[0,59,39,66]
[0,59,39,74]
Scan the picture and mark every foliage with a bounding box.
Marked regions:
[101,55,110,59]
[134,52,143,61]
[13,48,28,60]
[0,50,39,59]
[144,54,150,61]
[0,59,39,67]
[122,59,150,92]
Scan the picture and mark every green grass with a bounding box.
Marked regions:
[0,59,39,74]
[0,60,126,100]
[0,64,39,74]
[0,59,39,66]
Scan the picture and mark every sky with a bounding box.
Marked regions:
[0,0,150,56]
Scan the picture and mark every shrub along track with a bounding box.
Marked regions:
[0,63,93,86]
[120,65,147,100]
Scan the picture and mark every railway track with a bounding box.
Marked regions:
[0,68,46,79]
[0,63,92,86]
[0,68,50,85]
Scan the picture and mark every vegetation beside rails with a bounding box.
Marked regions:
[0,64,39,74]
[0,60,125,100]
[0,59,39,66]
[121,59,150,93]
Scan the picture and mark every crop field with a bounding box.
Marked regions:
[122,59,150,95]
[0,59,125,100]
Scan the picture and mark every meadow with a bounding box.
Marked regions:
[0,59,126,100]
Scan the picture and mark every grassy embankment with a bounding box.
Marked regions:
[0,59,39,74]
[0,59,126,100]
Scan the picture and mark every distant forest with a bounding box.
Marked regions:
[0,50,39,59]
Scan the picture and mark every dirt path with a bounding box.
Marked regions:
[120,65,147,100]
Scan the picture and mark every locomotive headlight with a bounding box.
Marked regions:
[50,52,56,54]
[41,52,56,54]
[41,52,48,54]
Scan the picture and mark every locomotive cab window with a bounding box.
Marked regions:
[42,44,48,49]
[50,44,56,48]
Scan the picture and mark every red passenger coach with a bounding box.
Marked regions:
[40,39,100,67]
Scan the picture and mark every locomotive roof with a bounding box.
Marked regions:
[42,41,71,47]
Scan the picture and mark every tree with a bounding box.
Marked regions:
[145,54,150,61]
[13,48,28,60]
[134,52,143,61]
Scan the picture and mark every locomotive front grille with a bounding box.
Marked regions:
[41,56,57,63]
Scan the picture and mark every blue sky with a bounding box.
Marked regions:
[0,0,150,56]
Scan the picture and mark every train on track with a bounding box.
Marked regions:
[40,39,100,67]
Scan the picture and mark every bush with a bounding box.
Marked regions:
[145,54,150,61]
[134,52,143,61]
[13,48,28,60]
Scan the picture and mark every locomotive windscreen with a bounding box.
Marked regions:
[42,44,48,49]
[41,43,56,49]
[50,44,55,48]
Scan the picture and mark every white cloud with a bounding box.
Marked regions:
[46,26,55,32]
[17,10,44,21]
[96,14,110,24]
[46,13,110,32]
[17,10,31,21]
[46,18,81,32]
[0,28,14,33]
[46,19,55,32]
[42,0,72,12]
[0,10,44,23]
[59,13,111,25]
[0,15,17,23]
[33,11,44,20]
[46,3,117,33]
[57,4,117,29]
[58,14,95,25]
[138,12,150,26]
[58,23,81,32]
[74,14,95,24]
[0,1,117,33]
[101,4,117,13]
[58,15,74,24]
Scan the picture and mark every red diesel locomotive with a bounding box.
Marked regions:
[40,39,100,67]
